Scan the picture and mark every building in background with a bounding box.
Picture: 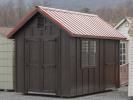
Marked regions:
[115,17,133,97]
[0,27,14,90]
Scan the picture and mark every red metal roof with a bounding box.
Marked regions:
[7,6,126,40]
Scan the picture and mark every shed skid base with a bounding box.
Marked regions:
[105,87,117,91]
[28,91,56,96]
[0,89,14,92]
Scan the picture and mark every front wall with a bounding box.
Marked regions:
[15,13,62,95]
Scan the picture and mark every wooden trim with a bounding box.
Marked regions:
[116,41,120,88]
[57,29,61,96]
[14,39,17,91]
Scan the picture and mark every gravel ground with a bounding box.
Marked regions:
[0,86,128,100]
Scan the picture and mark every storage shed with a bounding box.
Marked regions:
[0,27,14,90]
[7,6,126,97]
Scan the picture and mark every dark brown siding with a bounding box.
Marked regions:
[60,30,71,96]
[69,37,77,96]
[69,39,120,97]
[99,40,105,91]
[15,13,61,94]
[14,12,120,97]
[76,38,83,96]
[15,29,25,92]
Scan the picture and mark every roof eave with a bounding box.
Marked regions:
[73,34,126,40]
[115,18,127,29]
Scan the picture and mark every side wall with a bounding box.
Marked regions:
[69,39,120,97]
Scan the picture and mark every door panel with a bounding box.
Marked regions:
[25,39,43,92]
[25,37,58,94]
[42,40,57,93]
[104,41,116,89]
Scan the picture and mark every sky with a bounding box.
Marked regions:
[0,0,129,10]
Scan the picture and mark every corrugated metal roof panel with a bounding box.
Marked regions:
[39,6,125,40]
[7,6,126,40]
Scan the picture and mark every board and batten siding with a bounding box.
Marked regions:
[0,34,14,90]
[128,35,133,97]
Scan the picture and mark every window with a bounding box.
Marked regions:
[120,42,127,65]
[81,40,96,68]
[37,16,44,28]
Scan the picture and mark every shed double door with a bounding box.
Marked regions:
[25,37,58,94]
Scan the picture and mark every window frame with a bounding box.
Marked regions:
[120,41,127,65]
[81,39,97,68]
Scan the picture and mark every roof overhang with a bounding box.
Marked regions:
[7,6,126,40]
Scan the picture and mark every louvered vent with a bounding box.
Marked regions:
[37,16,44,28]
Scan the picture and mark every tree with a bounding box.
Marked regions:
[80,7,91,13]
[27,0,49,11]
[16,0,27,20]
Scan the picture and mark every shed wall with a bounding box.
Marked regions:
[69,38,120,97]
[60,30,71,96]
[15,13,63,95]
[15,29,25,92]
[0,34,14,90]
[128,35,133,97]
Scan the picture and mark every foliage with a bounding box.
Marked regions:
[0,0,133,27]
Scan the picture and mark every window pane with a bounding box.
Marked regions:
[120,61,122,65]
[123,43,125,48]
[120,42,126,65]
[123,49,125,53]
[81,40,96,68]
[123,55,126,61]
[123,60,125,64]
[120,43,122,48]
[89,40,96,66]
[81,40,89,67]
[120,49,122,54]
[120,55,122,61]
